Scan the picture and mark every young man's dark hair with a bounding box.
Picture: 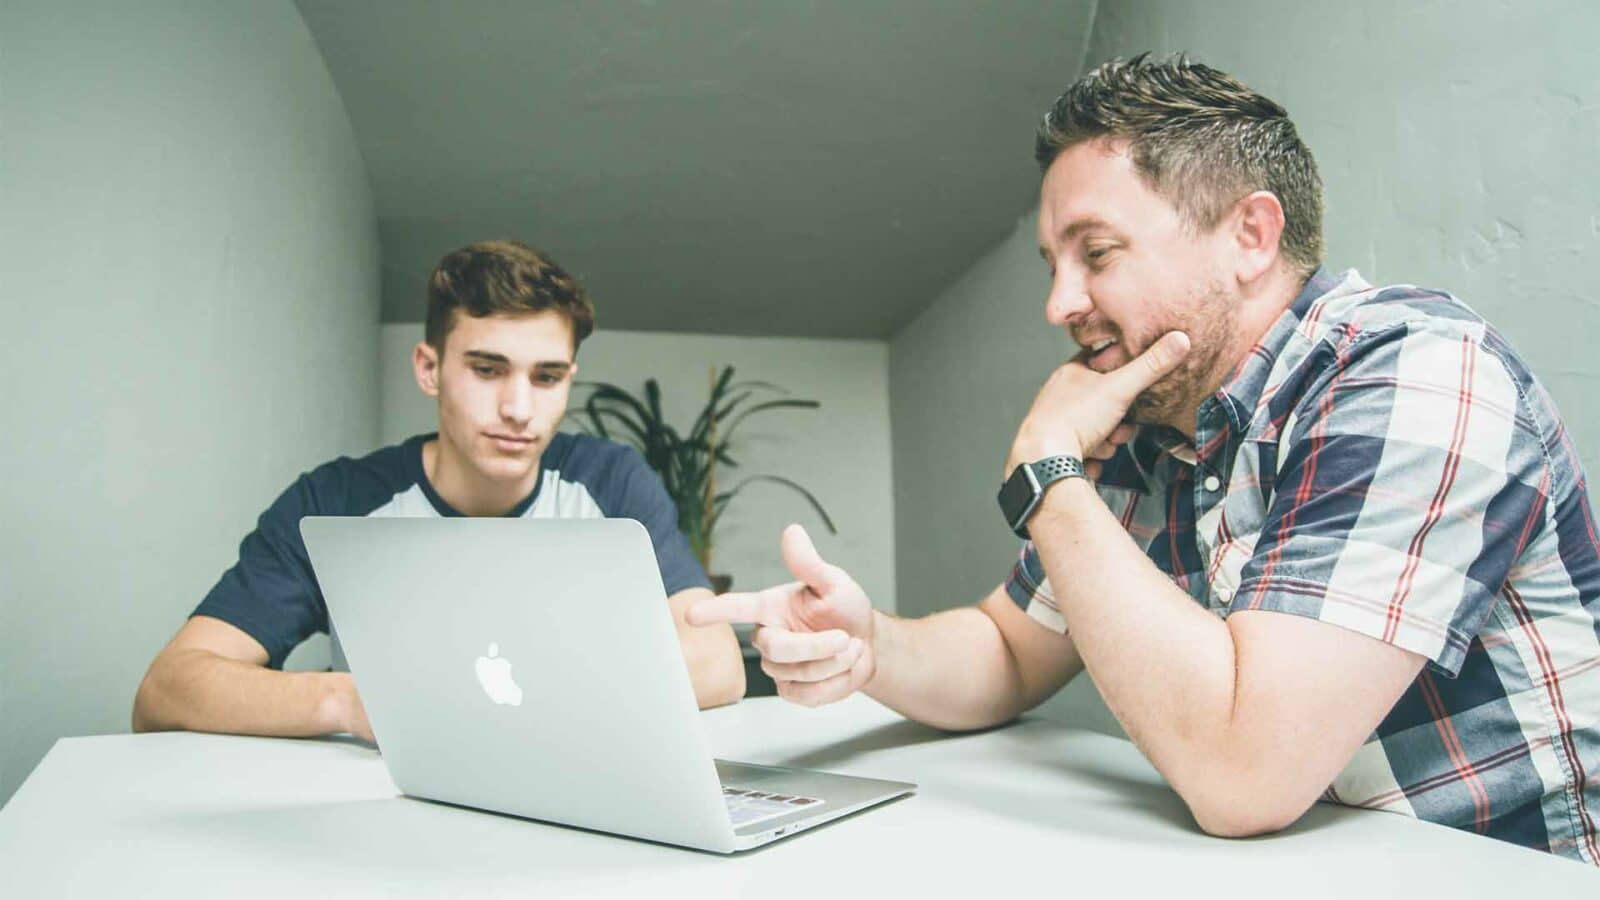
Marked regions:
[424,239,596,350]
[1035,53,1325,276]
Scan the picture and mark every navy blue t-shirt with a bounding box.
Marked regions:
[193,432,711,669]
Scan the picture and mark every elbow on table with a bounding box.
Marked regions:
[130,665,167,733]
[1180,778,1316,839]
[130,649,199,734]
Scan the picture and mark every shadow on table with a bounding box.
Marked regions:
[152,796,712,880]
[927,726,1342,846]
[767,718,969,770]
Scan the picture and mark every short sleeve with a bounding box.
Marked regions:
[1230,322,1547,676]
[607,449,712,595]
[192,474,328,669]
[1004,541,1068,633]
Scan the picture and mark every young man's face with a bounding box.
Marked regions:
[1036,138,1241,431]
[414,310,577,487]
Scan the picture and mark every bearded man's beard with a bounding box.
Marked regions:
[1125,282,1236,430]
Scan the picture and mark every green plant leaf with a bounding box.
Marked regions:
[578,382,657,431]
[583,399,649,448]
[710,474,837,535]
[644,378,664,427]
[724,379,786,394]
[690,389,750,444]
[719,399,821,446]
[577,372,833,573]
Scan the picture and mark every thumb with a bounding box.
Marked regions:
[780,524,839,594]
[1110,331,1190,399]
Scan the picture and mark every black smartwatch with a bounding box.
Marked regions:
[997,455,1087,539]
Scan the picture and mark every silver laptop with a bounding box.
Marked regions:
[300,516,914,853]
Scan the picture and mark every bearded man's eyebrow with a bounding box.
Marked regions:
[1056,216,1115,244]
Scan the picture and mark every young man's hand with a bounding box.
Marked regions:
[686,525,876,707]
[346,684,375,744]
[323,672,376,743]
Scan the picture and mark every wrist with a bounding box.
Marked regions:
[1033,474,1099,523]
[999,454,1088,539]
[862,609,894,685]
[315,672,358,735]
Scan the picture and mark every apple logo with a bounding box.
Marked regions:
[474,642,524,706]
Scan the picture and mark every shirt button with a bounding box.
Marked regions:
[1203,475,1222,492]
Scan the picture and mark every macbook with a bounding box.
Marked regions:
[300,516,914,853]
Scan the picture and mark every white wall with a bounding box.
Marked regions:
[889,212,1124,734]
[380,325,897,611]
[0,1,379,804]
[889,0,1600,733]
[1084,1,1600,484]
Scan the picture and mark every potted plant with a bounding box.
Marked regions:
[574,366,837,591]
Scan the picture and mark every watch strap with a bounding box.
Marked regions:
[1029,455,1085,486]
[999,454,1087,539]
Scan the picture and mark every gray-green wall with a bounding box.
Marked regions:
[889,0,1600,728]
[0,1,379,804]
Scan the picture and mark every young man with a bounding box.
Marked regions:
[135,240,744,742]
[692,56,1600,862]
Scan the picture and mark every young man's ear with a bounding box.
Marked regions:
[413,340,442,398]
[1229,189,1287,284]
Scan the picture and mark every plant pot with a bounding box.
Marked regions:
[709,573,733,594]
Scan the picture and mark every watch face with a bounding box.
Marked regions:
[997,465,1038,528]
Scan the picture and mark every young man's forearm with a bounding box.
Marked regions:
[669,588,746,709]
[681,629,746,709]
[864,607,1034,732]
[132,650,358,738]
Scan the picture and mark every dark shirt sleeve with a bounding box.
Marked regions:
[606,448,713,595]
[192,473,328,669]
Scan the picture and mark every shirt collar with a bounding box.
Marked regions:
[1112,266,1337,483]
[1203,265,1339,438]
[1091,266,1341,490]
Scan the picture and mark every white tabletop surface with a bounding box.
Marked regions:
[1,695,1593,897]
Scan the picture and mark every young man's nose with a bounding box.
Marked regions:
[498,380,535,427]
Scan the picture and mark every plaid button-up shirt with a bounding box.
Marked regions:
[1007,268,1600,862]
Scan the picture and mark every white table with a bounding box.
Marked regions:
[1,696,1592,896]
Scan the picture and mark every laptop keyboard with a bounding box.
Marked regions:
[722,786,823,828]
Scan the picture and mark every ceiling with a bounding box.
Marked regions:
[295,1,1097,338]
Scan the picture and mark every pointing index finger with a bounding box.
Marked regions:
[685,582,798,627]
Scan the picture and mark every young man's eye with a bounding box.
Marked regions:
[535,373,562,385]
[472,365,498,377]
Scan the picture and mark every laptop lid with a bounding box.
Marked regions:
[300,516,737,852]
